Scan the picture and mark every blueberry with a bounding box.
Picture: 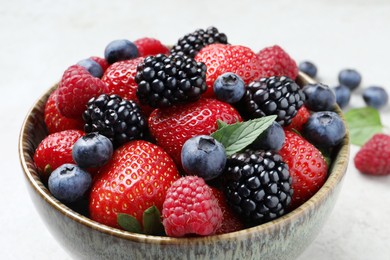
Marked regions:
[302,83,336,111]
[72,132,113,168]
[332,85,351,109]
[181,135,227,181]
[104,39,139,64]
[77,58,104,78]
[298,61,317,78]
[213,72,245,103]
[362,86,389,109]
[303,111,346,148]
[48,164,92,203]
[338,69,361,90]
[250,122,285,151]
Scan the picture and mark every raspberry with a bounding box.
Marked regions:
[354,134,390,176]
[257,45,298,80]
[134,37,170,57]
[56,65,108,119]
[162,176,223,237]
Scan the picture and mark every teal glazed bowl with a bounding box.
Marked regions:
[19,72,350,260]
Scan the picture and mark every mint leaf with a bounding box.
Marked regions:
[211,115,277,156]
[117,213,142,233]
[142,205,165,235]
[344,107,383,146]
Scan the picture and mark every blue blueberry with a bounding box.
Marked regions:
[302,83,336,111]
[104,39,139,64]
[181,135,227,181]
[362,86,389,109]
[303,111,346,148]
[338,69,361,90]
[332,85,351,109]
[72,132,113,168]
[250,122,285,151]
[48,164,92,203]
[213,72,245,103]
[298,61,317,78]
[77,58,104,78]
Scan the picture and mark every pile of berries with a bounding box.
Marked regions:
[33,27,347,237]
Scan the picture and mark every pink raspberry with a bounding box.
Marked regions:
[257,45,298,80]
[162,176,223,237]
[134,37,170,57]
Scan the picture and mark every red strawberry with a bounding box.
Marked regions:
[162,176,223,237]
[33,129,84,180]
[354,133,390,176]
[279,130,328,209]
[101,57,153,116]
[256,45,298,80]
[284,105,311,133]
[134,37,170,57]
[90,56,109,72]
[56,65,108,119]
[44,89,84,134]
[89,140,180,229]
[211,188,244,234]
[148,98,242,166]
[195,44,262,97]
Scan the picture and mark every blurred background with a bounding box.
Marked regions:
[2,0,390,259]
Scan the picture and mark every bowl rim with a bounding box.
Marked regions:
[18,72,350,245]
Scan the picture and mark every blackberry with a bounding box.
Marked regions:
[170,26,228,58]
[224,150,293,225]
[237,76,305,126]
[135,54,207,108]
[83,94,147,147]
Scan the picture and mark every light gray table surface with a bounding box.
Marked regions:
[2,0,390,259]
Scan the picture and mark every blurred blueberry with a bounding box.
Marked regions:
[362,86,389,109]
[303,111,346,148]
[250,122,285,151]
[104,39,139,64]
[302,83,336,111]
[298,61,317,78]
[213,72,245,103]
[338,69,361,90]
[332,85,351,109]
[77,58,104,78]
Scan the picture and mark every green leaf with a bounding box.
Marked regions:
[211,115,277,156]
[344,107,383,146]
[117,213,142,233]
[216,120,228,129]
[142,205,165,235]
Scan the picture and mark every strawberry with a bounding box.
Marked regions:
[56,65,108,119]
[284,105,311,133]
[256,45,298,80]
[134,37,170,57]
[195,44,262,97]
[33,129,84,180]
[89,140,180,229]
[354,133,390,176]
[101,57,153,116]
[279,130,328,209]
[162,176,223,237]
[90,56,109,72]
[211,188,244,235]
[44,89,84,134]
[148,98,242,166]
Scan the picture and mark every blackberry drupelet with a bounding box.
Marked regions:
[135,54,207,108]
[237,76,305,126]
[83,94,147,147]
[170,26,228,58]
[224,150,293,225]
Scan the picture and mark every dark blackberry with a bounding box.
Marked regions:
[237,76,305,126]
[83,94,147,147]
[224,150,293,225]
[170,26,228,58]
[135,54,207,108]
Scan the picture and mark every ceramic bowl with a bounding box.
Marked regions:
[19,72,349,260]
